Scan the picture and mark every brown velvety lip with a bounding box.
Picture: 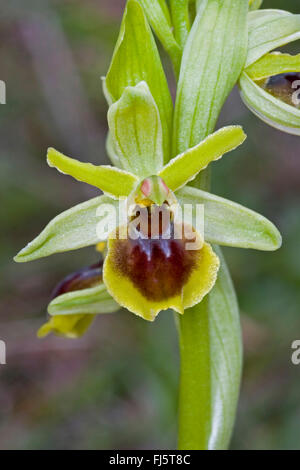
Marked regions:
[111,222,201,302]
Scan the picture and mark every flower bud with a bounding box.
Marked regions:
[51,261,103,299]
[38,261,103,338]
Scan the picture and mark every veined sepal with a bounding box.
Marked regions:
[48,283,119,317]
[177,186,282,251]
[246,11,300,67]
[14,196,124,262]
[108,82,164,178]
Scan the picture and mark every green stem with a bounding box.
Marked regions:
[177,298,211,450]
[177,167,211,450]
[177,242,243,450]
[173,0,247,450]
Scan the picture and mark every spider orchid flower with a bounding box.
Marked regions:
[15,80,281,334]
[14,0,290,451]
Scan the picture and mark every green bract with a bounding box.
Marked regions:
[137,0,182,75]
[173,0,248,154]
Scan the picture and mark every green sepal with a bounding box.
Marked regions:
[177,186,282,251]
[48,283,119,316]
[14,196,122,262]
[108,82,164,178]
[246,13,300,67]
[159,126,246,191]
[47,148,138,198]
[248,9,291,30]
[105,0,173,162]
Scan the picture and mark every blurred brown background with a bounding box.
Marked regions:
[1,0,300,450]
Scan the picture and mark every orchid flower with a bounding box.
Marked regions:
[14,0,297,450]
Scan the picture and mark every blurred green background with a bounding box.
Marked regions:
[1,0,300,450]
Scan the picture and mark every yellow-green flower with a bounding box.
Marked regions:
[15,81,281,331]
[14,0,284,336]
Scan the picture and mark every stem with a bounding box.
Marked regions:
[177,168,211,450]
[172,0,247,451]
[177,298,211,450]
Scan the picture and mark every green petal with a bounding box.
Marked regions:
[245,52,300,81]
[108,82,164,178]
[159,126,246,191]
[176,186,282,251]
[239,71,300,135]
[173,0,248,155]
[137,0,181,75]
[246,13,300,67]
[38,314,95,339]
[14,196,121,262]
[47,148,138,198]
[48,283,119,316]
[105,0,173,162]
